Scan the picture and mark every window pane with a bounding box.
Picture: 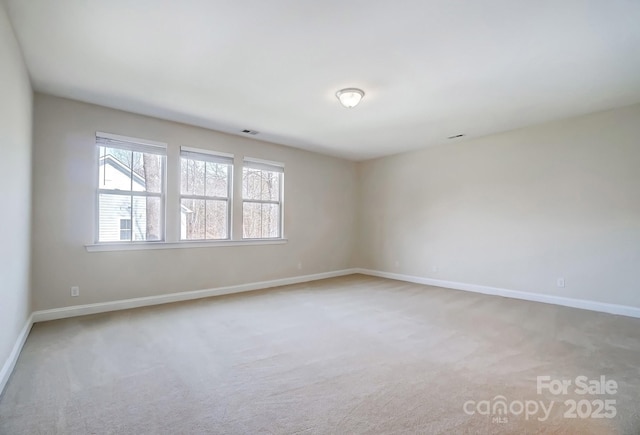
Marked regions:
[181,158,205,196]
[180,159,189,195]
[206,200,228,239]
[261,203,280,238]
[181,199,228,240]
[132,196,162,241]
[132,152,163,193]
[242,168,280,201]
[243,168,262,200]
[205,162,229,198]
[264,171,280,201]
[98,194,132,242]
[243,202,280,239]
[181,198,205,240]
[243,202,261,239]
[99,147,132,191]
[243,168,256,200]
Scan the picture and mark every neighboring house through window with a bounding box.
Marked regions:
[97,132,166,242]
[242,158,284,239]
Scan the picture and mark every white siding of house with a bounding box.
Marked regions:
[98,159,147,242]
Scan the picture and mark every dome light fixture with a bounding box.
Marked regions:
[336,88,365,108]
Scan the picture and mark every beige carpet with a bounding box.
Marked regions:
[1,274,639,434]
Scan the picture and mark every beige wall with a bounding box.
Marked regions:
[32,94,357,310]
[0,4,32,369]
[358,104,640,307]
[27,90,640,312]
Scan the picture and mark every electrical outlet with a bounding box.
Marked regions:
[557,278,565,288]
[71,286,79,297]
[431,266,439,273]
[297,261,302,270]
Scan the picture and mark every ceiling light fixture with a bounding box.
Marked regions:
[336,88,365,108]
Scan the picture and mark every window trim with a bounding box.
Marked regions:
[86,238,288,252]
[97,131,167,153]
[95,132,167,244]
[179,146,233,241]
[243,157,285,173]
[180,146,233,161]
[242,158,285,240]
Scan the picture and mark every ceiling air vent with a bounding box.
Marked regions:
[242,129,259,135]
[448,134,465,139]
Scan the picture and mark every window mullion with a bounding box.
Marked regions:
[180,194,227,201]
[98,189,162,198]
[242,199,279,205]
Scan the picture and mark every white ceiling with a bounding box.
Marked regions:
[5,0,640,160]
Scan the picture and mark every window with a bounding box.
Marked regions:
[242,158,284,239]
[180,147,233,240]
[119,219,132,241]
[97,132,166,242]
[91,131,287,249]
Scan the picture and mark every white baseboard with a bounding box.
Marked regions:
[32,269,358,323]
[355,268,640,319]
[0,314,33,397]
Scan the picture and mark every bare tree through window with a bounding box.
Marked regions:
[180,149,232,240]
[243,161,283,238]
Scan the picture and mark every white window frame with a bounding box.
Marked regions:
[95,132,167,243]
[179,146,234,241]
[86,135,291,251]
[242,157,285,240]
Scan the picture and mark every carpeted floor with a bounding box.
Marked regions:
[1,274,639,434]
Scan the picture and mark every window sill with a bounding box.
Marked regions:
[85,239,288,252]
